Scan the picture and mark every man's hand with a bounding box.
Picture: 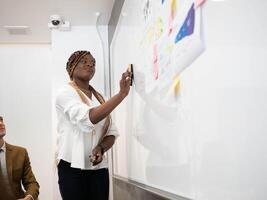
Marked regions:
[90,145,103,166]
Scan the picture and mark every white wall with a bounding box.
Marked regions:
[51,25,110,200]
[111,0,267,199]
[0,44,53,200]
[0,25,109,200]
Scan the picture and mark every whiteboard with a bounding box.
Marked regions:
[110,0,267,199]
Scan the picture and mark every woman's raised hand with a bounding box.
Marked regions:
[119,70,132,97]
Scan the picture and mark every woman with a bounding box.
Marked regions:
[55,50,132,200]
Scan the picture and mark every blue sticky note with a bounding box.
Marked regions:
[175,3,195,44]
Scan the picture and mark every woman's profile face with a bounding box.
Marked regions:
[73,54,96,81]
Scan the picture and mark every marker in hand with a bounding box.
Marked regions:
[127,64,134,86]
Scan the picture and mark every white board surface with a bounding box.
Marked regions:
[110,0,267,199]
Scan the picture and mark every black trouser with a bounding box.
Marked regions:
[58,160,109,200]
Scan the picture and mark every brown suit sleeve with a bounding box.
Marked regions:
[22,150,40,200]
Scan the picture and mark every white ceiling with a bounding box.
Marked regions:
[0,0,115,43]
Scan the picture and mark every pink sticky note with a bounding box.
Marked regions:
[196,0,206,8]
[168,14,173,36]
[153,44,159,80]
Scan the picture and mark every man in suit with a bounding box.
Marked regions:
[0,115,39,200]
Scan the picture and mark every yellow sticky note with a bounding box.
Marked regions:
[173,76,180,96]
[167,75,181,96]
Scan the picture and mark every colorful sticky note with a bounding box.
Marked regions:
[175,3,195,43]
[167,75,181,96]
[153,44,159,80]
[196,0,206,8]
[168,0,177,35]
[171,0,177,19]
[156,17,164,39]
[173,77,181,96]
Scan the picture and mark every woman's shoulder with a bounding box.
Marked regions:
[55,84,77,100]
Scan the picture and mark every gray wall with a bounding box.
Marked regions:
[108,0,125,46]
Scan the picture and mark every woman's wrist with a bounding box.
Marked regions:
[118,91,128,99]
[98,143,105,154]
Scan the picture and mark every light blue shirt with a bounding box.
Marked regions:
[0,142,14,197]
[0,142,8,180]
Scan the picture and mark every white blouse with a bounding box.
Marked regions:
[55,84,119,170]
